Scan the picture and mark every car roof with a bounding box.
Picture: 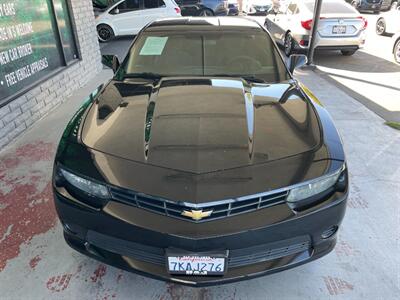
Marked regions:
[145,17,263,32]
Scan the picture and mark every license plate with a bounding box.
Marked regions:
[372,4,376,8]
[332,25,346,34]
[167,251,227,276]
[260,8,265,12]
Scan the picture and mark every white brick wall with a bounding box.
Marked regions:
[0,0,102,150]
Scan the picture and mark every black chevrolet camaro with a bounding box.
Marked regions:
[53,17,348,286]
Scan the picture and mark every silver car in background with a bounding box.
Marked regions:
[265,0,368,56]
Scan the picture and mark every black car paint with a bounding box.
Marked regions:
[53,18,348,286]
[82,80,321,175]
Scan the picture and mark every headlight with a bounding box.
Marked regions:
[58,167,109,199]
[287,166,345,203]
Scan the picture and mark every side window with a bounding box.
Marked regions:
[125,0,141,9]
[287,3,298,14]
[144,0,166,9]
[111,0,140,14]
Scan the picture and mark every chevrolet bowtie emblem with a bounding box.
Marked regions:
[181,209,213,221]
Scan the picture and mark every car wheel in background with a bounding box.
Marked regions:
[394,39,400,64]
[97,24,115,42]
[284,33,294,57]
[376,18,386,35]
[341,50,356,56]
[351,1,358,9]
[200,9,214,16]
[391,1,398,10]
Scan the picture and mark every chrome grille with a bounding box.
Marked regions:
[109,186,288,222]
[228,240,310,267]
[87,231,311,268]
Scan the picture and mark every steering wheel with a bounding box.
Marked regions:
[227,56,262,74]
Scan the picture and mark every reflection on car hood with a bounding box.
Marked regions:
[81,77,321,174]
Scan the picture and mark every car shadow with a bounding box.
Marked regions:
[314,50,400,73]
[311,49,400,122]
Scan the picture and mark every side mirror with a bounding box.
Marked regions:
[288,54,307,73]
[102,54,120,74]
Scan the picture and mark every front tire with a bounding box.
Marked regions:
[200,9,214,16]
[284,33,294,57]
[97,24,114,42]
[394,39,400,65]
[376,18,386,35]
[341,50,356,56]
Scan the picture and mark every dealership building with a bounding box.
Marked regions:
[0,0,102,150]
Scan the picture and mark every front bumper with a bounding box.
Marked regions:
[358,3,382,11]
[54,187,348,286]
[247,6,271,16]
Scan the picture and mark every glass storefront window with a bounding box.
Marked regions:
[0,0,79,104]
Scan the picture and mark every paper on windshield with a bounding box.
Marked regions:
[139,37,168,56]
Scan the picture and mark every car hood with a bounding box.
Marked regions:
[81,77,322,174]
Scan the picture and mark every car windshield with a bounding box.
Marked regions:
[121,30,290,83]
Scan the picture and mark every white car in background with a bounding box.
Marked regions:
[376,7,400,36]
[96,0,181,42]
[265,0,368,56]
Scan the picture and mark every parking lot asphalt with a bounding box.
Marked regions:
[100,37,133,62]
[0,60,399,300]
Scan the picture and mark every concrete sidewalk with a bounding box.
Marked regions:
[313,13,400,124]
[0,69,399,300]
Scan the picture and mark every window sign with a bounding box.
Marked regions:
[139,37,168,56]
[0,0,79,104]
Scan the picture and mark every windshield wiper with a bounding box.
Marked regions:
[240,76,267,83]
[124,72,163,79]
[212,74,266,83]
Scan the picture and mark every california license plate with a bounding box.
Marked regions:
[332,25,346,34]
[167,251,227,276]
